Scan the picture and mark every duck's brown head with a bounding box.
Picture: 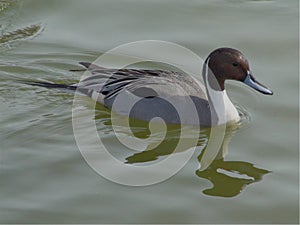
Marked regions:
[204,47,273,95]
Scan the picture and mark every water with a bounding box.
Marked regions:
[0,0,299,223]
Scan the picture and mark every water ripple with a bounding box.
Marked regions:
[0,23,45,50]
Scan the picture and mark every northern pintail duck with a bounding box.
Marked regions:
[28,47,273,126]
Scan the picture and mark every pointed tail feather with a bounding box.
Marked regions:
[20,80,77,90]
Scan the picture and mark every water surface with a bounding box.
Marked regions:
[0,0,298,223]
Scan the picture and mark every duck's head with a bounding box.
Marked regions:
[205,47,273,95]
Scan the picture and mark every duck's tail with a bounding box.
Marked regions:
[20,80,77,90]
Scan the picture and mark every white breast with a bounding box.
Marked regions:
[222,90,240,124]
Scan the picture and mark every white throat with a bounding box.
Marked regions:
[203,57,240,125]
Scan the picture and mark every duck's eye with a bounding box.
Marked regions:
[232,62,238,67]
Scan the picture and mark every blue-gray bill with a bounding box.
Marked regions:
[243,72,273,95]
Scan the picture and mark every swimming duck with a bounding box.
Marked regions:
[28,47,273,126]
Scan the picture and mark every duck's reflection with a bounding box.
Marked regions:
[95,105,270,198]
[196,152,270,197]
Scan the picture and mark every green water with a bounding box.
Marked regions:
[0,0,299,223]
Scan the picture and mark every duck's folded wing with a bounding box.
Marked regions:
[75,63,206,109]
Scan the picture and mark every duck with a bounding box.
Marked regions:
[27,47,273,126]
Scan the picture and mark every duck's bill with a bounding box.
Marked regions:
[243,73,273,95]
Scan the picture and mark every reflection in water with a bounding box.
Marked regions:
[196,113,270,197]
[196,152,270,197]
[94,103,270,197]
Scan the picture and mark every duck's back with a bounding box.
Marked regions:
[76,64,211,125]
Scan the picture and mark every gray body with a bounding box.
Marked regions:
[75,63,212,126]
